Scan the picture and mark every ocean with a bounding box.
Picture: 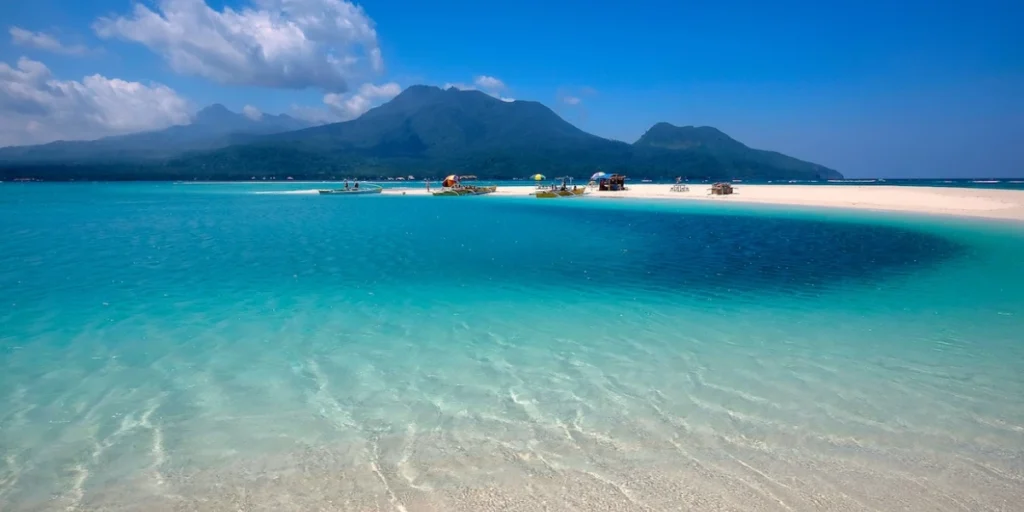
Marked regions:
[1,183,1022,511]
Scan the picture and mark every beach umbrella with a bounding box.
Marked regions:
[590,172,609,180]
[442,175,459,187]
[531,174,545,181]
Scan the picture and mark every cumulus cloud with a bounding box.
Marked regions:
[473,75,505,90]
[294,81,401,123]
[92,0,383,92]
[9,27,90,55]
[324,82,401,120]
[0,57,190,147]
[444,75,514,102]
[242,105,262,120]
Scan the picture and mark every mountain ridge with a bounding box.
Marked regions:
[0,85,841,181]
[0,104,313,161]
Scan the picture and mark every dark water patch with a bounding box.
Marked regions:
[0,192,966,313]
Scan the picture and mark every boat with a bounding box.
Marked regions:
[432,185,497,196]
[431,174,496,196]
[318,184,383,195]
[536,177,585,198]
[535,187,585,198]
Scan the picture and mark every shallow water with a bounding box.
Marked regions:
[2,183,1023,511]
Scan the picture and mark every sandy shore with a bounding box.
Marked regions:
[384,184,1024,221]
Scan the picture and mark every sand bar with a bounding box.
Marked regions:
[385,184,1024,221]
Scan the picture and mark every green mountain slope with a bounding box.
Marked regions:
[634,123,842,179]
[0,86,841,181]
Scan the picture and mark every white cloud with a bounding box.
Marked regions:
[562,96,581,105]
[444,75,513,102]
[242,105,262,120]
[443,82,473,91]
[294,81,401,123]
[473,75,505,91]
[0,57,190,147]
[92,0,383,92]
[324,81,401,119]
[9,27,90,56]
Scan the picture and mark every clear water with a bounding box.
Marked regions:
[2,183,1023,511]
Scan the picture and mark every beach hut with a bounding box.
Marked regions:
[598,174,627,191]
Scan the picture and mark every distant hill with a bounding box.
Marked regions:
[634,123,842,180]
[0,104,313,162]
[0,87,841,181]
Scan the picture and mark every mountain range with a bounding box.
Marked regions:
[0,104,312,163]
[0,85,841,181]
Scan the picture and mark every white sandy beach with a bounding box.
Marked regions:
[385,184,1024,221]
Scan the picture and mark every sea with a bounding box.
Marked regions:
[1,182,1023,511]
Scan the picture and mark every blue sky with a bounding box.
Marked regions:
[1,0,1022,177]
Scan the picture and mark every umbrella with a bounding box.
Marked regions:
[442,175,459,187]
[531,174,546,181]
[591,172,609,180]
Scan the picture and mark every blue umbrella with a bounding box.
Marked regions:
[591,172,609,180]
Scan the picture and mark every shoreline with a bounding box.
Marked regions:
[385,184,1024,221]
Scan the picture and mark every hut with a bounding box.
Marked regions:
[710,182,734,195]
[598,174,627,191]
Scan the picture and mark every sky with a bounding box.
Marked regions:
[1,0,1022,177]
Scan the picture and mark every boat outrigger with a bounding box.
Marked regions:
[433,185,497,196]
[431,175,497,196]
[535,177,585,198]
[318,182,383,195]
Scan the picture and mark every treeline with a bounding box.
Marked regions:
[1,148,835,182]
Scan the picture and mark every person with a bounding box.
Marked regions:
[354,181,359,190]
[344,179,349,190]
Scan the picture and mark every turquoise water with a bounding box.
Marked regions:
[2,183,1023,511]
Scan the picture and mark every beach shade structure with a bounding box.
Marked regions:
[442,175,459,187]
[531,174,546,181]
[591,171,610,180]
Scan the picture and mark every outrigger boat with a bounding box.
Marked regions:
[535,177,585,198]
[431,174,497,196]
[433,184,497,196]
[535,187,585,198]
[318,183,383,195]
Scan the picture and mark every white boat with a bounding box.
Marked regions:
[318,184,383,195]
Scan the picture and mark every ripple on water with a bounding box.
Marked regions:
[1,186,1023,510]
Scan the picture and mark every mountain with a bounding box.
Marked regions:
[0,104,313,162]
[0,87,841,181]
[634,123,842,180]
